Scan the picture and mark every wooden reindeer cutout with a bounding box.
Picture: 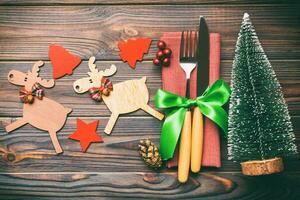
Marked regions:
[73,57,164,134]
[6,61,72,154]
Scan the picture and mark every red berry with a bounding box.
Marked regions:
[153,57,161,66]
[163,48,172,57]
[156,50,164,59]
[162,58,170,66]
[157,40,166,50]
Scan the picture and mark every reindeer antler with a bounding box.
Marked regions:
[31,61,44,77]
[88,56,98,73]
[100,64,117,77]
[88,56,117,77]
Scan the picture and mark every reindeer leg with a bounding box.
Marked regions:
[49,131,63,154]
[5,118,28,133]
[141,105,164,120]
[104,113,119,135]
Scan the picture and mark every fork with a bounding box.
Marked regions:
[180,30,198,98]
[178,30,198,183]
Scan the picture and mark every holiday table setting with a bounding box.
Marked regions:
[0,1,299,199]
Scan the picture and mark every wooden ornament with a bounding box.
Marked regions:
[49,44,81,79]
[241,157,284,176]
[6,61,72,154]
[73,57,164,135]
[118,38,152,69]
[69,118,103,152]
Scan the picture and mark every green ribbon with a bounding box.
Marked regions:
[154,79,231,160]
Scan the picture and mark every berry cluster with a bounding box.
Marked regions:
[153,40,172,67]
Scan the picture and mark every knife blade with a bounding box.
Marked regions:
[196,16,210,95]
[191,16,210,173]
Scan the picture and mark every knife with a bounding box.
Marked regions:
[191,16,210,173]
[196,16,209,95]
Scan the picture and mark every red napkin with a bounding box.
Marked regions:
[160,32,221,168]
[202,33,221,167]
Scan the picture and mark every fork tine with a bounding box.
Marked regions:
[183,31,188,58]
[189,31,193,58]
[185,31,191,58]
[187,30,190,58]
[180,31,184,59]
[190,31,193,58]
[195,31,197,58]
[180,30,198,60]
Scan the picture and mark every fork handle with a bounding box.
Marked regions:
[186,78,190,98]
[178,111,192,183]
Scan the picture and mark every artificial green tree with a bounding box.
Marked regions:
[227,13,298,175]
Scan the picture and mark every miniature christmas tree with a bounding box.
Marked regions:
[227,13,298,175]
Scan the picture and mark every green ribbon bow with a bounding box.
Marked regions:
[154,79,231,160]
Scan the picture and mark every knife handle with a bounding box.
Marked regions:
[178,111,192,183]
[191,107,204,173]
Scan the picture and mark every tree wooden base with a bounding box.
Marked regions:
[240,157,284,176]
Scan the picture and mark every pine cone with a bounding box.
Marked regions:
[138,139,162,168]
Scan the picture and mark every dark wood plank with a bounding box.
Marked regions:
[0,60,299,117]
[0,115,299,172]
[0,0,296,6]
[0,5,299,61]
[0,172,299,199]
[0,3,299,199]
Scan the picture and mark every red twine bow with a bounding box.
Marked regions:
[89,78,113,102]
[19,83,44,104]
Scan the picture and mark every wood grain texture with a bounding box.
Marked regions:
[0,0,297,5]
[0,172,234,199]
[0,5,299,61]
[0,116,299,173]
[0,172,299,199]
[0,1,299,199]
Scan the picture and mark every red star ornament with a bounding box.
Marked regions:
[49,44,82,79]
[118,38,152,69]
[69,118,103,152]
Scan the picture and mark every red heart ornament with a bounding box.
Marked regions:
[49,44,81,79]
[118,38,152,69]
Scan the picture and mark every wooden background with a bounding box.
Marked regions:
[0,0,299,199]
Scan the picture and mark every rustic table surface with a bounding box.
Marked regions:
[0,0,299,199]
